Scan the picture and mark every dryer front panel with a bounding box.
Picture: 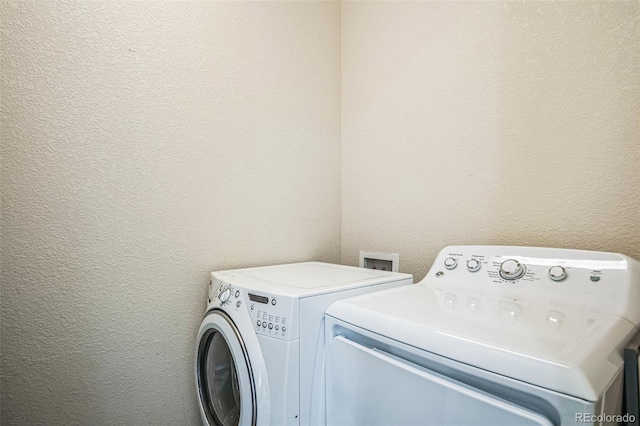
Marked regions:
[196,310,258,426]
[329,335,553,426]
[325,317,595,426]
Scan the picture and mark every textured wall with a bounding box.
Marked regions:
[3,0,640,423]
[341,1,640,281]
[1,1,341,424]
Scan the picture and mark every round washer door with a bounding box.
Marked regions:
[196,310,257,426]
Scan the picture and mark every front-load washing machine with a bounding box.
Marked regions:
[325,246,640,425]
[195,261,412,426]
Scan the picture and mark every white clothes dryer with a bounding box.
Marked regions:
[195,261,412,426]
[325,246,640,426]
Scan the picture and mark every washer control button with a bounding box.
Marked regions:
[236,301,241,308]
[271,299,277,306]
[590,275,600,282]
[275,325,279,330]
[282,326,286,332]
[268,323,273,330]
[466,259,481,272]
[256,320,261,327]
[262,321,267,328]
[444,257,458,270]
[499,259,526,280]
[548,266,567,281]
[218,287,231,303]
[235,290,240,298]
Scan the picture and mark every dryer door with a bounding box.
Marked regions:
[329,336,554,426]
[196,310,256,426]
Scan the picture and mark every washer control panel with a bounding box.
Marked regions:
[246,291,295,341]
[208,276,297,341]
[426,245,639,319]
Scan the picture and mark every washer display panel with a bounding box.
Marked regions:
[197,311,256,426]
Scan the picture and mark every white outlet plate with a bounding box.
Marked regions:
[359,251,400,272]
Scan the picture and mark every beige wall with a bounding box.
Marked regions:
[341,1,640,281]
[1,2,340,424]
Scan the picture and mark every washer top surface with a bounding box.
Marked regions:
[326,245,640,401]
[214,261,412,298]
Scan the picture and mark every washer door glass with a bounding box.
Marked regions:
[202,330,241,425]
[197,311,255,426]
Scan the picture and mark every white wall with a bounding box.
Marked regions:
[1,2,340,424]
[341,1,640,280]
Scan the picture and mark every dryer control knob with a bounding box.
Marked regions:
[548,266,567,281]
[444,257,458,270]
[499,259,526,280]
[218,287,231,303]
[466,259,481,272]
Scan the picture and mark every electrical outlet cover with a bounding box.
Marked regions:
[359,251,399,272]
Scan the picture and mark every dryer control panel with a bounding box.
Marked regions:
[425,245,640,323]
